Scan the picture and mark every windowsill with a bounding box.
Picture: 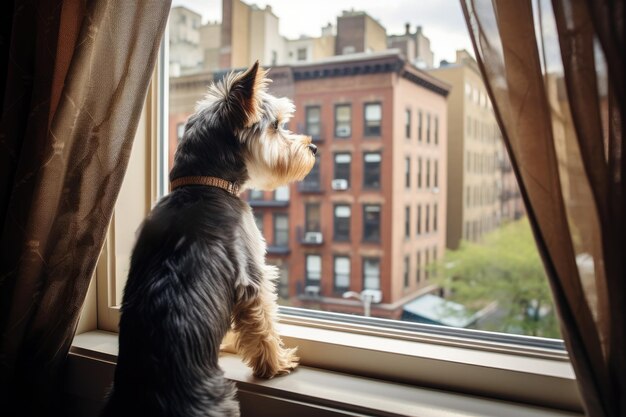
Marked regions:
[266,246,290,255]
[69,328,581,417]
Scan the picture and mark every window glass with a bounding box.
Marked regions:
[335,104,351,138]
[363,152,381,188]
[334,256,350,291]
[305,106,321,138]
[363,205,381,242]
[364,103,382,136]
[334,204,351,241]
[165,0,560,341]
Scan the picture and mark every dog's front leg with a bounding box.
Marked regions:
[232,264,299,378]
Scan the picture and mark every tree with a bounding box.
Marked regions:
[435,218,561,339]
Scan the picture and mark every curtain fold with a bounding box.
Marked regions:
[461,0,624,415]
[0,0,171,414]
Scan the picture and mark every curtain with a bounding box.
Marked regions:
[0,0,170,414]
[461,0,624,416]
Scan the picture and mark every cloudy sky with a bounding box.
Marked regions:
[172,0,474,65]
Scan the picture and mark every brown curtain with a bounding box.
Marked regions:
[0,0,170,414]
[461,0,624,416]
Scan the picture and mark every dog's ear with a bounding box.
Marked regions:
[198,61,268,131]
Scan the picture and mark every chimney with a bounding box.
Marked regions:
[405,23,411,35]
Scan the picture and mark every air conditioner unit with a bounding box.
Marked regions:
[304,232,323,244]
[336,126,351,136]
[304,285,320,297]
[331,179,349,190]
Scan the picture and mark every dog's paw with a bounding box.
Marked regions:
[252,347,299,379]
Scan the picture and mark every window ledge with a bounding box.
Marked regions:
[69,331,581,417]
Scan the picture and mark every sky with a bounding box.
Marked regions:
[171,0,474,65]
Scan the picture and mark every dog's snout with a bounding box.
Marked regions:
[307,144,318,155]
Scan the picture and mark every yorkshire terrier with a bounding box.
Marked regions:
[101,62,317,416]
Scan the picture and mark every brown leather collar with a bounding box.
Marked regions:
[170,176,240,195]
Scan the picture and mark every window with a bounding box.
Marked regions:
[334,256,350,292]
[425,205,430,233]
[249,189,264,200]
[403,256,410,288]
[297,47,307,61]
[417,110,423,141]
[254,211,264,234]
[426,159,431,188]
[274,213,289,247]
[426,113,431,143]
[176,122,185,141]
[305,255,321,286]
[433,203,438,232]
[404,206,410,239]
[405,108,411,138]
[434,116,439,145]
[335,104,351,138]
[305,106,321,138]
[333,205,351,241]
[363,152,381,188]
[434,160,439,188]
[302,158,321,190]
[363,258,380,290]
[333,153,351,187]
[416,251,421,283]
[364,103,381,136]
[405,157,411,188]
[305,203,321,232]
[424,249,430,280]
[274,185,290,201]
[417,157,422,189]
[363,204,381,242]
[417,204,422,235]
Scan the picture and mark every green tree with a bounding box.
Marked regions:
[435,218,561,339]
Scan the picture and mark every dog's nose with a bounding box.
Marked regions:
[308,144,318,155]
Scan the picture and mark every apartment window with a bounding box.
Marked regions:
[405,108,411,139]
[417,157,422,189]
[249,189,264,200]
[424,249,430,280]
[305,254,321,285]
[274,185,289,201]
[363,204,381,242]
[176,122,185,141]
[297,47,307,61]
[416,251,422,283]
[334,256,350,292]
[426,113,431,143]
[425,205,430,233]
[364,103,382,136]
[302,158,321,190]
[434,116,439,145]
[363,258,380,290]
[426,159,431,188]
[434,160,439,188]
[405,157,411,188]
[363,152,381,189]
[333,153,351,187]
[403,256,410,289]
[466,116,472,136]
[433,203,438,232]
[305,106,321,138]
[418,110,423,141]
[305,203,321,232]
[333,204,351,241]
[417,204,422,235]
[254,211,263,234]
[404,206,410,239]
[335,104,351,138]
[274,214,289,247]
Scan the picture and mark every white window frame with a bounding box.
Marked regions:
[78,44,581,415]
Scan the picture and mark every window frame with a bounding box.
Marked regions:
[333,204,351,242]
[363,151,381,189]
[305,254,322,287]
[304,105,321,139]
[333,152,352,187]
[334,103,352,138]
[362,204,381,243]
[363,102,382,137]
[273,213,289,247]
[333,255,351,294]
[84,43,580,415]
[362,257,381,290]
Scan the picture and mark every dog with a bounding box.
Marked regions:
[101,62,317,417]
